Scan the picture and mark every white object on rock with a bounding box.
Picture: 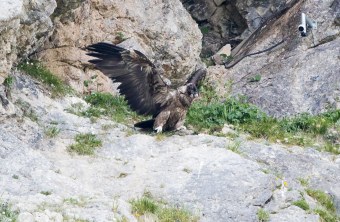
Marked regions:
[212,44,232,65]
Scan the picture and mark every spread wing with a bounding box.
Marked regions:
[86,42,170,116]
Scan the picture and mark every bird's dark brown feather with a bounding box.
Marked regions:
[86,42,169,116]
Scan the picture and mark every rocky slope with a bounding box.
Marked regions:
[1,71,339,222]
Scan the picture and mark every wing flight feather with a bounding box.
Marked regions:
[86,42,170,116]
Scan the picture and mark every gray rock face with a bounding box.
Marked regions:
[1,71,338,222]
[0,0,56,83]
[208,0,340,116]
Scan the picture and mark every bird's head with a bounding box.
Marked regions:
[186,83,199,98]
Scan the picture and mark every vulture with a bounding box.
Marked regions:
[86,42,206,133]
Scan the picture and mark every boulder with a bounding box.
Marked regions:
[0,0,56,83]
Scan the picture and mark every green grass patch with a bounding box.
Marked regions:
[306,189,336,213]
[82,92,145,124]
[18,60,72,98]
[186,84,340,154]
[68,133,102,155]
[200,26,210,34]
[0,201,19,222]
[257,208,270,222]
[44,126,60,138]
[40,191,52,196]
[298,178,309,187]
[292,199,310,211]
[313,208,338,222]
[306,189,339,222]
[130,195,198,222]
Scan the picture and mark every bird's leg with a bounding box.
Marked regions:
[174,118,186,131]
[154,111,170,133]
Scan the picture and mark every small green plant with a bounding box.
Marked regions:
[202,57,215,67]
[292,199,310,211]
[306,189,338,222]
[183,168,192,173]
[3,76,14,88]
[40,191,52,196]
[131,196,158,215]
[313,208,338,222]
[257,208,270,222]
[63,197,87,207]
[12,175,19,179]
[18,60,72,98]
[249,74,261,82]
[220,54,233,64]
[115,32,127,42]
[130,195,198,222]
[0,201,19,222]
[3,76,14,98]
[306,189,336,213]
[200,26,210,34]
[68,133,102,155]
[44,126,60,138]
[226,140,242,154]
[298,177,309,187]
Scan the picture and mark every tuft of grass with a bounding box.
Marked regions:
[157,206,197,222]
[63,197,87,207]
[83,92,145,124]
[115,31,127,43]
[226,140,242,154]
[200,26,210,34]
[249,74,261,82]
[257,208,270,222]
[4,76,14,98]
[40,191,52,196]
[0,201,19,222]
[306,189,336,213]
[298,177,309,187]
[131,197,158,215]
[12,175,19,179]
[313,208,338,222]
[187,84,340,154]
[18,60,72,98]
[130,195,198,222]
[68,133,102,155]
[292,199,310,211]
[306,189,339,222]
[44,126,60,138]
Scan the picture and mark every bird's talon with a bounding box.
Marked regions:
[155,126,163,133]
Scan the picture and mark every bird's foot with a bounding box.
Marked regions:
[176,125,187,131]
[154,126,163,133]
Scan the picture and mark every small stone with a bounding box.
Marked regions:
[212,44,232,65]
[18,212,34,222]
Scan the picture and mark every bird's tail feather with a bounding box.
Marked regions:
[134,119,155,129]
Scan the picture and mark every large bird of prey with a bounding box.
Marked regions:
[86,42,206,133]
